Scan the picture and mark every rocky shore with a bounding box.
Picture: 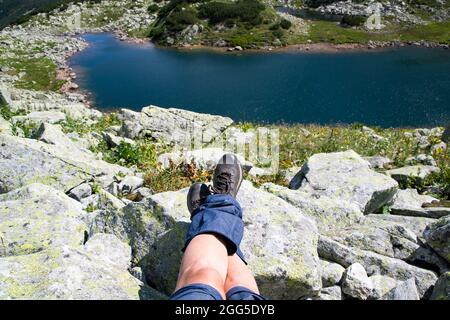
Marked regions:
[0,0,449,300]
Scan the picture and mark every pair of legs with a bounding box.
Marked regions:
[174,234,259,299]
[170,154,264,300]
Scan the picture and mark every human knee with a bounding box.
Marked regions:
[182,258,224,283]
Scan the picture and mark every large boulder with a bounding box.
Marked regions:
[91,180,322,299]
[424,216,450,263]
[0,124,130,194]
[365,214,435,240]
[430,272,450,300]
[326,220,420,261]
[0,234,166,300]
[318,236,438,298]
[289,150,398,214]
[118,106,233,145]
[262,183,363,232]
[389,189,449,219]
[0,184,87,257]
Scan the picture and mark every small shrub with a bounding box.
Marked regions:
[280,18,292,30]
[198,0,265,25]
[0,101,15,120]
[341,15,366,27]
[272,28,284,39]
[106,141,158,169]
[165,7,199,32]
[147,4,160,13]
[269,23,280,30]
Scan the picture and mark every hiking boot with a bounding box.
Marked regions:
[187,182,210,216]
[209,154,243,198]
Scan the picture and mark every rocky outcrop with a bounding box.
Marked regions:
[0,234,166,300]
[318,236,438,298]
[118,106,233,145]
[289,150,398,214]
[0,183,87,257]
[0,124,130,193]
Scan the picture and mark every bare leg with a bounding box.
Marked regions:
[224,254,260,294]
[174,234,229,298]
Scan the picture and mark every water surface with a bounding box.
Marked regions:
[70,33,450,127]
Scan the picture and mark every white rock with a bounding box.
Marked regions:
[342,263,373,300]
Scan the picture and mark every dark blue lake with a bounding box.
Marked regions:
[70,33,450,127]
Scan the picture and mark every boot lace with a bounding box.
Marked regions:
[209,172,232,194]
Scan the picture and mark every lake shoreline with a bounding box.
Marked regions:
[120,32,449,54]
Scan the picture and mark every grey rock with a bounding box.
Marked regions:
[424,216,450,263]
[12,111,66,125]
[262,183,363,232]
[311,286,342,300]
[102,131,135,148]
[365,214,435,240]
[133,187,153,201]
[406,154,437,166]
[342,263,373,300]
[0,234,166,300]
[387,165,440,186]
[389,189,449,218]
[118,106,233,145]
[289,150,398,214]
[118,175,144,195]
[0,183,87,257]
[370,275,398,299]
[0,125,130,194]
[68,183,92,201]
[327,221,420,261]
[430,272,450,300]
[318,236,438,298]
[385,278,420,300]
[364,156,393,169]
[320,259,345,287]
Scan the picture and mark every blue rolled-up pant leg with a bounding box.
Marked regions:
[171,194,267,300]
[182,194,246,262]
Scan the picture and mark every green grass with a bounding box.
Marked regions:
[0,53,65,92]
[61,113,121,136]
[298,20,450,44]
